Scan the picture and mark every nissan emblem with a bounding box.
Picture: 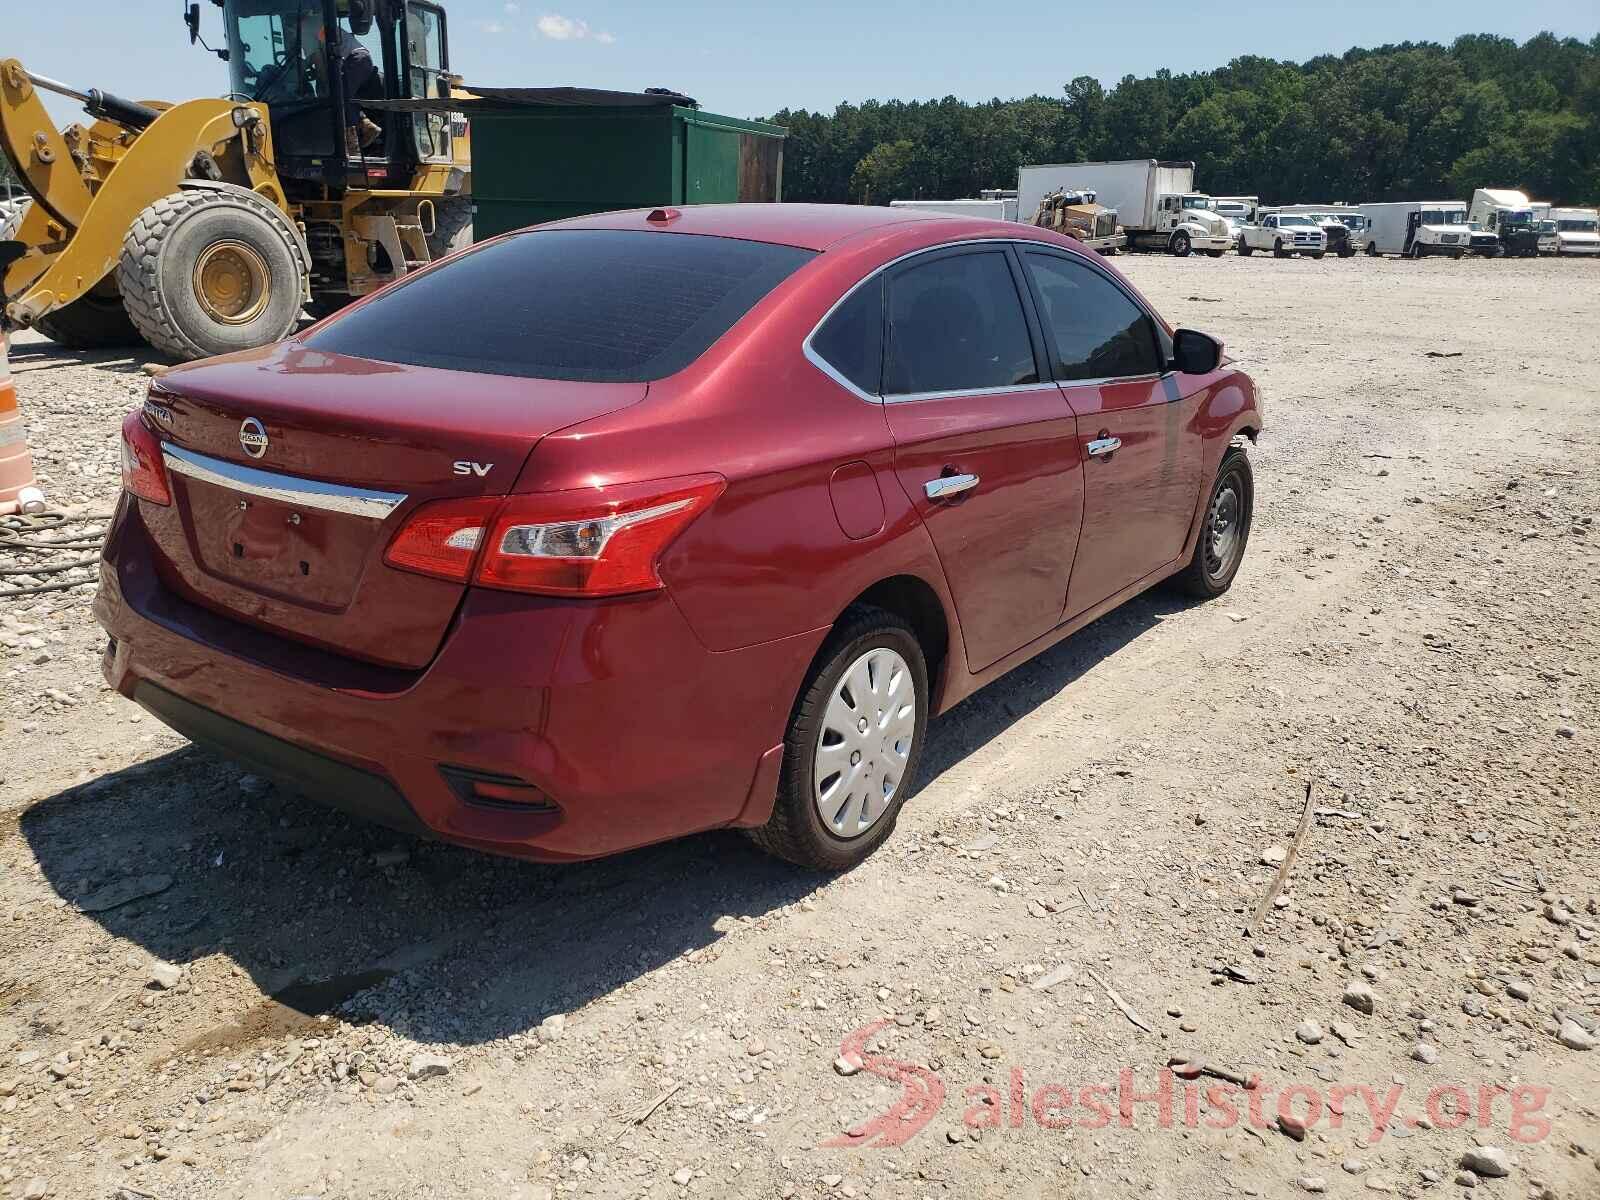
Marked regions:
[239,417,269,459]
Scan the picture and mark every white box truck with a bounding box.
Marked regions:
[1359,201,1495,258]
[1467,188,1541,257]
[1542,207,1600,256]
[1017,160,1233,256]
[888,198,1019,222]
[1213,195,1261,224]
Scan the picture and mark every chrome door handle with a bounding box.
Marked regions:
[925,473,979,500]
[1086,437,1122,458]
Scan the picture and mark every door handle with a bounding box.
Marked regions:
[925,473,980,500]
[1086,436,1122,458]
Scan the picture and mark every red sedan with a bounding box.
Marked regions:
[96,203,1262,869]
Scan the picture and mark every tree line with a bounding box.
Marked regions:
[768,34,1600,209]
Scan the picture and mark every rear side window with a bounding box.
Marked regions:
[883,251,1038,396]
[308,229,816,382]
[1023,252,1163,381]
[810,276,883,395]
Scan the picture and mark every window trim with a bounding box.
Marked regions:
[1017,244,1172,382]
[804,237,1176,405]
[879,242,1045,401]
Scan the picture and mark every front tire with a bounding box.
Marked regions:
[1171,231,1191,257]
[1407,242,1424,259]
[1273,239,1288,258]
[748,606,929,871]
[118,190,307,361]
[1365,241,1380,257]
[1171,447,1253,599]
[33,288,140,350]
[1238,237,1254,256]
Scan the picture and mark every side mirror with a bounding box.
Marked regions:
[1172,328,1222,376]
[185,2,201,44]
[348,0,374,35]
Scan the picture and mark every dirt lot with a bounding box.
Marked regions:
[1,252,1597,1200]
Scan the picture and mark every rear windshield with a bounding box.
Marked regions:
[307,229,816,382]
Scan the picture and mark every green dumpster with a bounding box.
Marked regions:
[417,87,785,239]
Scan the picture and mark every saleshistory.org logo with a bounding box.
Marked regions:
[824,1021,1554,1148]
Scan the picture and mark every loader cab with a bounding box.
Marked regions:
[218,0,452,189]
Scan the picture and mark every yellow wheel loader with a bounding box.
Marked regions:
[0,0,471,360]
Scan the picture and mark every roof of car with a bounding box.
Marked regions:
[541,203,1009,251]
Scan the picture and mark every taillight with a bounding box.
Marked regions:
[382,496,500,582]
[120,410,171,506]
[383,475,724,597]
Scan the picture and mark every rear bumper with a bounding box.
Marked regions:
[94,502,825,862]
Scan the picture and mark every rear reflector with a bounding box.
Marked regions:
[384,474,724,597]
[120,409,171,506]
[439,764,560,813]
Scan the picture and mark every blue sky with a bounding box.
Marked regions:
[8,1,1594,127]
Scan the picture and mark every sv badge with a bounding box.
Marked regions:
[452,461,493,477]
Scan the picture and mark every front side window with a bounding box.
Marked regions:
[308,229,815,382]
[882,252,1037,396]
[1023,252,1163,382]
[810,276,883,395]
[405,2,451,159]
[227,0,329,104]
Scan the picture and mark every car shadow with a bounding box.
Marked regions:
[916,585,1201,784]
[18,585,1200,1048]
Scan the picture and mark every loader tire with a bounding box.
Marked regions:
[426,197,474,261]
[33,290,140,350]
[118,191,306,361]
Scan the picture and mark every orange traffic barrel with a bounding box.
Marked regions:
[0,328,46,514]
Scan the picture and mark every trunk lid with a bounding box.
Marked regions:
[139,341,645,669]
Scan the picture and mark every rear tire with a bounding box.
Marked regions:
[33,289,140,350]
[425,196,474,261]
[1171,446,1253,599]
[747,606,929,871]
[118,190,306,361]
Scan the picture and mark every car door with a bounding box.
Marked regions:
[1018,248,1203,620]
[878,244,1085,673]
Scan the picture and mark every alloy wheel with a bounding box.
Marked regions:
[813,647,917,839]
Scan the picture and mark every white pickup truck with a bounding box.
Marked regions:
[1236,213,1327,258]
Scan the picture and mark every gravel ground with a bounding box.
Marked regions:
[1,252,1598,1200]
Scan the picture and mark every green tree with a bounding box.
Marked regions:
[849,139,919,204]
[768,32,1600,207]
